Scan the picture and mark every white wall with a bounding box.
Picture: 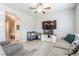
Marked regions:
[0,12,5,41]
[0,4,35,41]
[0,5,5,42]
[19,13,35,41]
[75,4,79,33]
[0,4,76,41]
[6,7,36,41]
[34,9,75,39]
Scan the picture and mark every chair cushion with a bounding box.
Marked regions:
[64,34,75,44]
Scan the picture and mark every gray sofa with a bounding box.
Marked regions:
[0,41,38,56]
[3,43,23,56]
[0,41,23,56]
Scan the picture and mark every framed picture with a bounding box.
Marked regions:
[16,25,20,30]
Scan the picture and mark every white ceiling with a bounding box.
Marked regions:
[3,3,77,15]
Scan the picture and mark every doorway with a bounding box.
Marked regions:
[5,13,15,41]
[5,12,20,42]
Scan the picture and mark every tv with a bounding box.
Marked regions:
[42,20,56,30]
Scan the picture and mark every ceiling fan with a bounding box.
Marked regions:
[29,3,51,14]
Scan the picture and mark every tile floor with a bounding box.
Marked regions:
[23,40,68,56]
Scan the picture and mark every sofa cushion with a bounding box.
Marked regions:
[0,45,6,56]
[11,49,28,56]
[3,43,15,48]
[3,43,23,56]
[0,41,10,46]
[12,48,38,56]
[64,34,75,44]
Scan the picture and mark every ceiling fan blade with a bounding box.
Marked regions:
[44,7,51,9]
[42,11,45,14]
[29,7,36,9]
[34,11,38,14]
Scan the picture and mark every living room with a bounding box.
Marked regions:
[0,3,79,56]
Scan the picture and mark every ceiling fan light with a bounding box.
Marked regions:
[37,9,43,12]
[30,3,51,14]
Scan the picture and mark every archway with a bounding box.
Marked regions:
[5,11,20,42]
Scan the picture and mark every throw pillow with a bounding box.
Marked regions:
[64,34,75,44]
